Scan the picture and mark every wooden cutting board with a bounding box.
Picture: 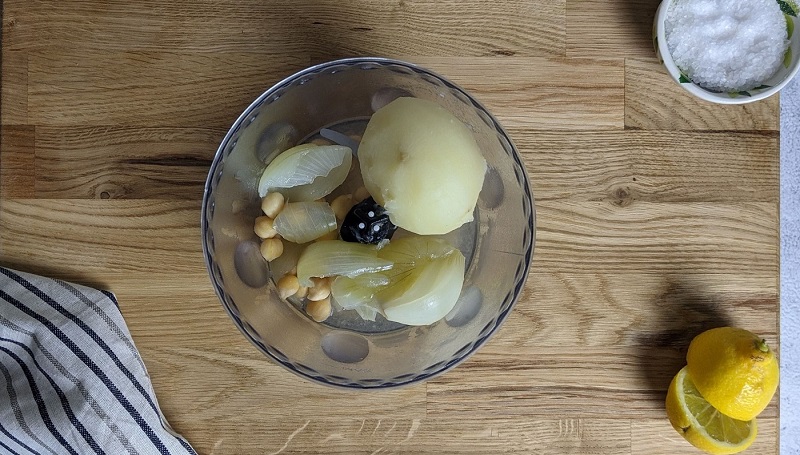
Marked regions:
[0,1,779,453]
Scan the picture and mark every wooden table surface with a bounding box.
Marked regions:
[0,1,780,454]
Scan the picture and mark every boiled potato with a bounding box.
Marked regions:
[359,97,486,235]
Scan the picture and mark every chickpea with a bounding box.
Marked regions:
[306,297,332,322]
[261,192,285,218]
[295,286,309,299]
[307,277,331,301]
[259,238,283,261]
[254,216,277,239]
[276,274,300,300]
[353,186,370,202]
[330,194,354,220]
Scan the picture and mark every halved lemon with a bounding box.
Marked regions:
[666,366,757,454]
[686,327,779,421]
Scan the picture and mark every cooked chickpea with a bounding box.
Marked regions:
[259,238,283,261]
[306,297,332,322]
[354,186,370,202]
[261,192,285,218]
[307,277,331,301]
[276,274,300,300]
[295,286,309,299]
[330,194,354,220]
[254,216,277,239]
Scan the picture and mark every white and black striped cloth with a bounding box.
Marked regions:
[0,267,196,454]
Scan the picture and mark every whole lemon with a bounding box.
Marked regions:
[686,327,779,421]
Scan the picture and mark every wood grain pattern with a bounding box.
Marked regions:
[533,201,777,274]
[425,347,778,418]
[27,50,308,128]
[410,57,624,130]
[2,0,310,54]
[566,0,662,58]
[170,417,631,454]
[3,0,565,57]
[625,58,780,130]
[27,127,778,202]
[298,0,566,58]
[28,53,624,130]
[631,418,777,455]
[146,344,428,423]
[0,200,204,276]
[505,272,778,348]
[34,126,224,199]
[0,126,35,197]
[518,129,778,202]
[0,0,781,453]
[0,51,27,124]
[173,417,777,455]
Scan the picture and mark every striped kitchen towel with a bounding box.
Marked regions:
[0,267,196,455]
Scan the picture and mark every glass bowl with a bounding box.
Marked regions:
[201,58,535,389]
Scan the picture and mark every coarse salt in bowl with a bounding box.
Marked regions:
[654,0,800,104]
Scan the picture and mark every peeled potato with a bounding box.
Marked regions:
[359,97,486,235]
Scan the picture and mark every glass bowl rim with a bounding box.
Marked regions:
[201,57,536,389]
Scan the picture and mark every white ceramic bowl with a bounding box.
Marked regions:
[654,0,800,104]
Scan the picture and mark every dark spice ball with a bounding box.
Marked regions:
[340,197,398,244]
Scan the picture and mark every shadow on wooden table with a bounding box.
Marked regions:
[297,2,421,62]
[621,0,664,53]
[0,261,112,292]
[635,279,733,404]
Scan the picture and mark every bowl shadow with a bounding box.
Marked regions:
[621,0,664,55]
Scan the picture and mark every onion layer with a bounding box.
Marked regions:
[258,144,352,201]
[274,202,337,244]
[296,240,393,287]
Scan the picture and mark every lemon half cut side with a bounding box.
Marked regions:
[666,367,757,455]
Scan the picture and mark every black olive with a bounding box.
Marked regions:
[340,197,398,244]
